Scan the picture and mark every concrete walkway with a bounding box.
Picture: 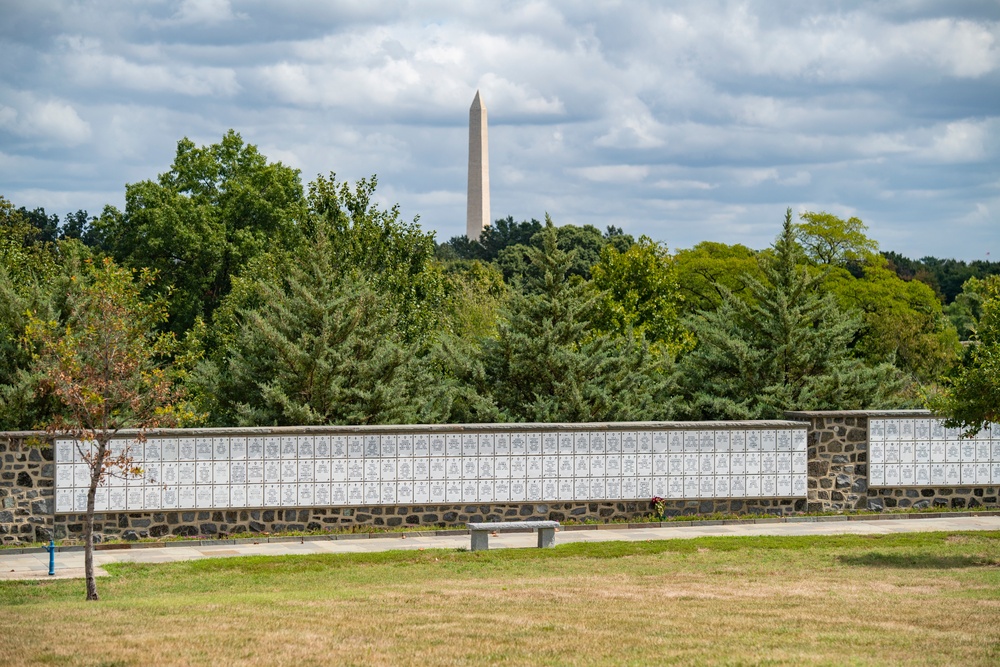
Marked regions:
[4,515,1000,582]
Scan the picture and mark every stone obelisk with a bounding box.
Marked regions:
[466,90,490,240]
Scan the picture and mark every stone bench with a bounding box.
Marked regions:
[467,521,560,551]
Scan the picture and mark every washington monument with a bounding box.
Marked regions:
[466,90,490,240]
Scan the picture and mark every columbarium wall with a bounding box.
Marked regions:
[8,412,997,545]
[785,410,1000,512]
[6,421,810,544]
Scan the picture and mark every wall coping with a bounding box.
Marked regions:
[0,419,808,440]
[784,410,933,419]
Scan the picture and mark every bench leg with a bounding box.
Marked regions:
[537,527,556,548]
[470,530,490,551]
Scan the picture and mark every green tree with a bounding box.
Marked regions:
[96,130,307,335]
[59,209,101,247]
[821,261,960,384]
[25,258,186,600]
[678,209,902,420]
[493,217,608,288]
[14,206,60,245]
[0,197,67,430]
[883,253,1000,304]
[439,216,544,262]
[439,260,507,340]
[929,276,1000,435]
[602,225,635,254]
[674,241,765,313]
[419,262,508,425]
[590,235,691,355]
[795,211,879,266]
[305,173,445,342]
[481,221,677,422]
[199,230,431,427]
[1,196,57,282]
[944,276,989,340]
[191,173,449,426]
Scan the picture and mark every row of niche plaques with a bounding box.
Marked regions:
[53,428,808,514]
[54,429,809,464]
[56,451,810,487]
[870,418,997,442]
[869,418,1000,488]
[870,463,1000,487]
[55,474,809,513]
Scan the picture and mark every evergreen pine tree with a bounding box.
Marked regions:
[678,209,902,419]
[482,220,677,422]
[204,230,430,426]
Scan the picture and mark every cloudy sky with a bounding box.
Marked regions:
[1,1,998,259]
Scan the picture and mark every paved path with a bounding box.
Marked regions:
[4,515,999,582]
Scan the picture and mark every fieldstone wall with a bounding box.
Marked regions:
[784,411,870,512]
[785,410,1000,512]
[51,497,801,542]
[867,486,999,511]
[0,436,54,544]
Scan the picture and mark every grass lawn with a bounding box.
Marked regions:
[2,532,999,666]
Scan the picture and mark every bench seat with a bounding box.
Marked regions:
[467,521,560,551]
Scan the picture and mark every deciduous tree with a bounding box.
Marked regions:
[590,235,691,355]
[822,261,960,384]
[25,258,185,600]
[1,196,68,430]
[929,276,1000,435]
[305,173,445,342]
[96,131,307,335]
[795,211,879,267]
[674,241,765,313]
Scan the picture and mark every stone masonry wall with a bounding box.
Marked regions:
[51,498,801,542]
[785,410,1000,512]
[0,436,55,544]
[784,412,870,512]
[3,421,806,544]
[11,413,997,545]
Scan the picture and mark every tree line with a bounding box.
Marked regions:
[2,130,998,432]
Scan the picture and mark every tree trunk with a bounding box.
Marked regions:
[84,443,102,601]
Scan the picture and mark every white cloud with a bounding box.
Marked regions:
[476,74,565,116]
[595,97,665,149]
[654,179,716,190]
[731,168,780,187]
[0,92,91,145]
[410,190,465,207]
[57,36,239,97]
[684,11,1000,83]
[918,119,994,163]
[887,19,999,79]
[172,0,242,25]
[5,187,119,216]
[255,27,568,119]
[953,200,996,228]
[572,165,650,183]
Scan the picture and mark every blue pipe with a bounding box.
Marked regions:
[47,540,55,576]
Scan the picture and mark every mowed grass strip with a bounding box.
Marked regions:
[2,532,999,666]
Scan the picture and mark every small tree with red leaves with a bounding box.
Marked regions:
[26,258,185,600]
